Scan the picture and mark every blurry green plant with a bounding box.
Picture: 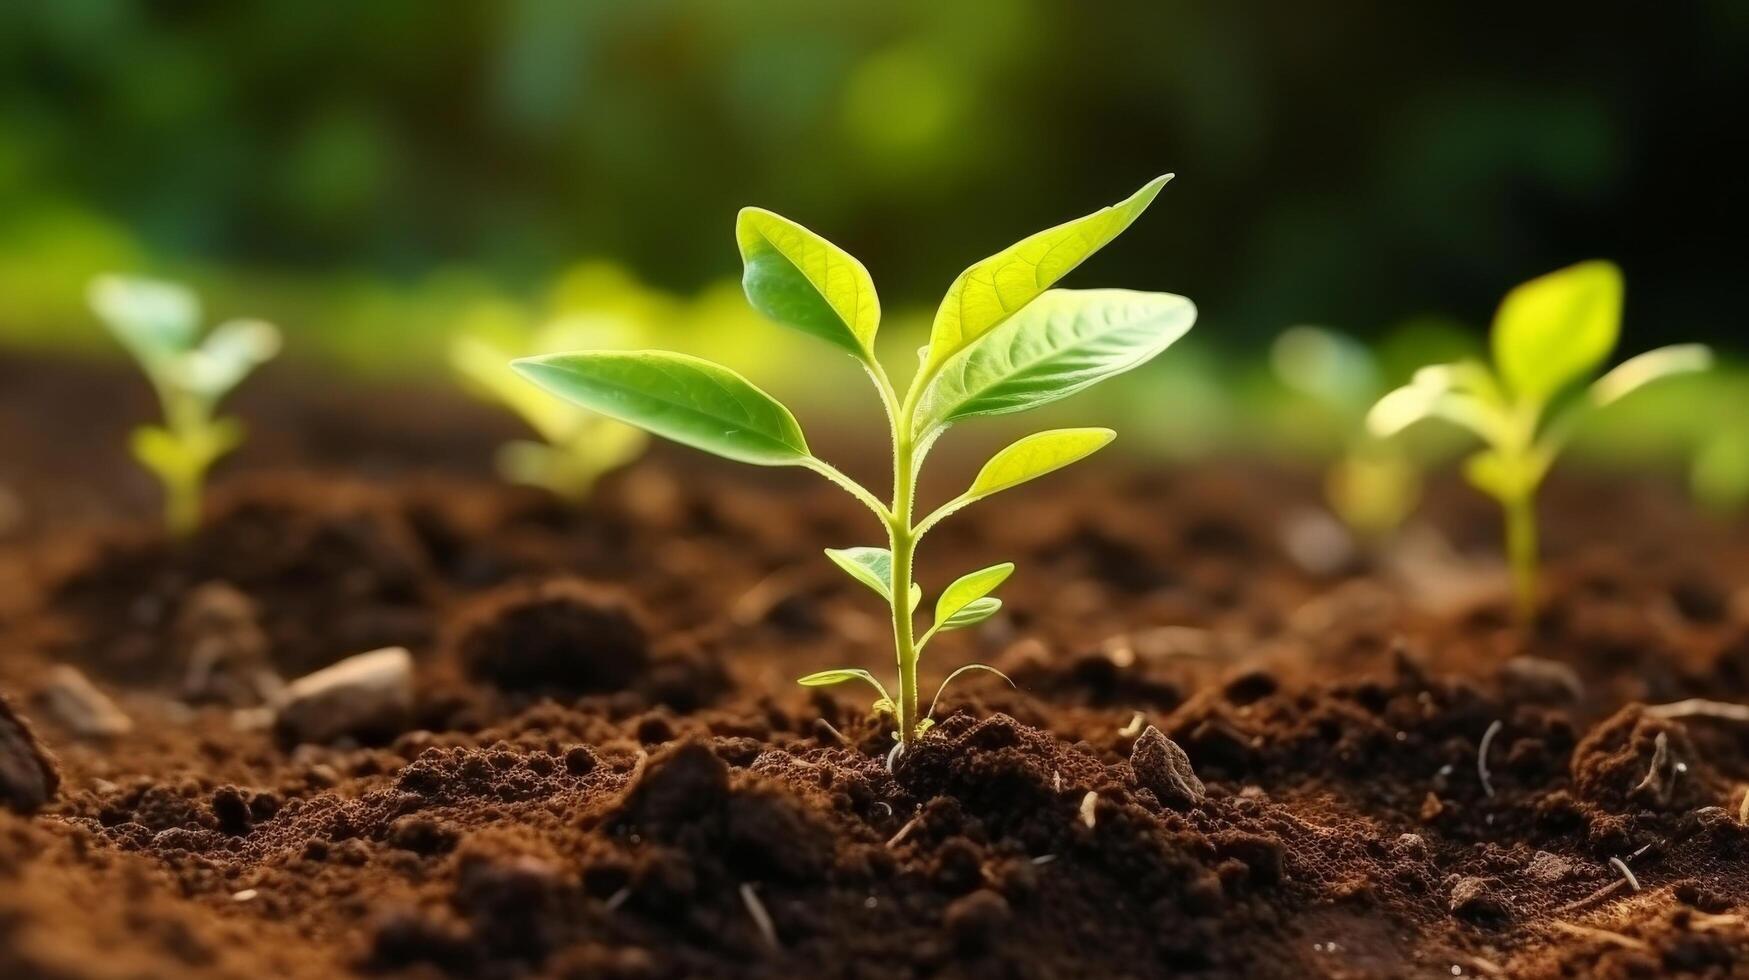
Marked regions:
[451,316,647,500]
[88,275,280,536]
[515,176,1194,756]
[1271,326,1421,538]
[1368,261,1710,620]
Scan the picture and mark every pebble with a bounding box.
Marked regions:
[1130,725,1206,808]
[0,692,59,814]
[273,647,413,745]
[38,665,133,738]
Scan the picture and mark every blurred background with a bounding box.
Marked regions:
[1,0,1746,482]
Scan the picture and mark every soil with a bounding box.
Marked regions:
[3,354,1749,978]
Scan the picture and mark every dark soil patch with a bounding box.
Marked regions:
[3,355,1749,978]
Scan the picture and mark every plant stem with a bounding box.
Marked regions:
[165,470,202,538]
[887,425,920,749]
[1504,492,1539,623]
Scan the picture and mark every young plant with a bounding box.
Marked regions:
[451,320,647,500]
[1367,261,1710,620]
[515,176,1194,754]
[89,275,281,536]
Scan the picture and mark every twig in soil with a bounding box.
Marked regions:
[1551,920,1648,951]
[1031,854,1057,866]
[872,801,892,818]
[1689,911,1744,932]
[1632,731,1673,804]
[814,718,847,746]
[1608,856,1640,892]
[1645,699,1749,722]
[887,815,921,848]
[1079,791,1099,829]
[604,887,631,911]
[885,741,903,772]
[1117,711,1146,738]
[1053,769,1062,793]
[739,883,780,950]
[1478,719,1503,798]
[231,889,258,902]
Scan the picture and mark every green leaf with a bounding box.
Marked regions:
[921,175,1171,376]
[797,667,892,700]
[1366,362,1510,444]
[513,351,810,466]
[182,318,281,399]
[825,547,921,610]
[934,563,1013,627]
[1589,344,1712,408]
[940,596,1002,630]
[737,208,880,358]
[915,289,1193,432]
[967,428,1115,500]
[1463,449,1525,501]
[89,274,201,361]
[1492,260,1623,403]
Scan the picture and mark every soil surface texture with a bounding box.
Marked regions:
[3,355,1749,979]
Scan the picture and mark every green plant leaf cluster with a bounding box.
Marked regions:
[1368,261,1711,618]
[517,176,1194,752]
[89,274,280,535]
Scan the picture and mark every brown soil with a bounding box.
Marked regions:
[3,354,1749,978]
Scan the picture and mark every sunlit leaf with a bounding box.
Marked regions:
[1492,260,1622,403]
[89,274,201,360]
[921,175,1171,376]
[915,289,1193,433]
[826,546,921,610]
[939,596,1001,630]
[966,428,1114,500]
[182,318,281,399]
[1590,344,1712,408]
[737,207,880,358]
[1366,362,1510,443]
[934,563,1013,628]
[513,351,810,466]
[798,666,891,697]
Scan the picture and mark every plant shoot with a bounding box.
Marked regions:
[515,177,1195,753]
[1368,261,1710,620]
[89,275,281,536]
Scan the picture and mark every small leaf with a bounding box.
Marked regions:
[796,668,892,704]
[1589,344,1712,408]
[737,208,880,357]
[182,318,281,399]
[940,596,1002,631]
[1366,362,1510,443]
[1492,260,1622,403]
[922,175,1171,375]
[826,546,898,601]
[967,428,1114,500]
[89,274,202,360]
[934,563,1014,627]
[513,351,810,466]
[915,289,1194,433]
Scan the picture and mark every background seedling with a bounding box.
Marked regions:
[89,274,280,536]
[515,176,1195,752]
[1368,261,1710,620]
[451,316,647,500]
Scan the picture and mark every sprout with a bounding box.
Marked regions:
[89,275,280,536]
[515,176,1194,751]
[450,315,647,500]
[1368,261,1710,620]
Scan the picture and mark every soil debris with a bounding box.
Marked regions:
[271,645,412,745]
[36,665,133,739]
[0,692,59,814]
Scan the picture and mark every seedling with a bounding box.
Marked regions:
[1368,261,1710,620]
[89,275,280,536]
[515,176,1194,752]
[451,320,647,499]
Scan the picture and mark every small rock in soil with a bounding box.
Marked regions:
[944,889,1012,951]
[1448,875,1511,921]
[1499,656,1584,704]
[273,646,413,746]
[173,581,279,706]
[1130,725,1205,808]
[0,691,59,814]
[1524,850,1572,885]
[448,577,650,693]
[37,665,133,739]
